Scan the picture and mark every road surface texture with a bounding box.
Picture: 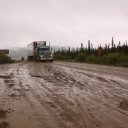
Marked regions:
[0,61,128,128]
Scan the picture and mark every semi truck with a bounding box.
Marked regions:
[27,41,53,62]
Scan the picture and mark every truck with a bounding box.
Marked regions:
[27,41,53,62]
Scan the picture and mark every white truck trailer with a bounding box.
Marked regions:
[27,41,53,62]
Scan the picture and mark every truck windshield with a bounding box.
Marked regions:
[38,48,50,54]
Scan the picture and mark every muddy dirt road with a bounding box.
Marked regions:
[0,61,128,128]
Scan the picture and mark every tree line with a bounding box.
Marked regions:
[54,37,128,56]
[54,37,128,67]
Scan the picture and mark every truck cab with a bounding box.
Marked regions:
[37,46,53,61]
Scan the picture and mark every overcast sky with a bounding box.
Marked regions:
[0,0,128,48]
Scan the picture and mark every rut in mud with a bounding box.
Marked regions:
[0,61,128,128]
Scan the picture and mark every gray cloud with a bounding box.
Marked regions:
[0,0,128,48]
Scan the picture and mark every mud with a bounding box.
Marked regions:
[0,75,11,79]
[0,121,9,128]
[0,110,7,119]
[0,61,128,128]
[8,93,21,100]
[119,100,128,111]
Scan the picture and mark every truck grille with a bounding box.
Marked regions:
[43,53,51,58]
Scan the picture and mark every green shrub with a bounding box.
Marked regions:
[87,55,98,63]
[54,52,128,67]
[0,54,12,64]
[76,52,87,62]
[54,54,71,60]
[104,53,120,65]
[103,53,128,66]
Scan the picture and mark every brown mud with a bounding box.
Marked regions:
[0,61,128,128]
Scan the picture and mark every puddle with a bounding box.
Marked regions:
[46,101,57,108]
[119,100,128,111]
[0,110,7,119]
[4,79,15,88]
[6,84,15,88]
[8,93,20,100]
[4,80,14,84]
[31,75,42,78]
[0,121,9,128]
[0,75,11,79]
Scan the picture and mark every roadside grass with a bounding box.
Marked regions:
[54,55,72,61]
[0,54,12,64]
[54,52,128,67]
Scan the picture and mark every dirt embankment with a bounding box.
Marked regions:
[0,61,128,128]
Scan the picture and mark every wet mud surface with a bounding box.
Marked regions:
[0,110,7,119]
[0,121,9,128]
[0,61,128,128]
[119,100,128,111]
